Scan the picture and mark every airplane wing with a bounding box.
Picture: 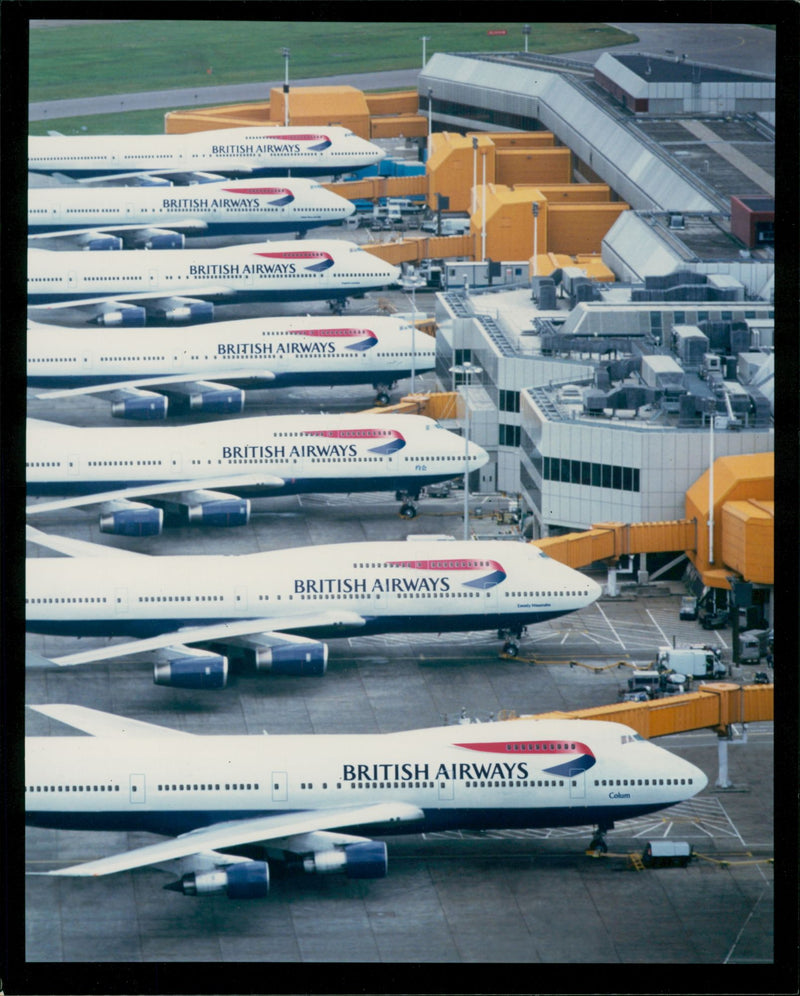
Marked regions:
[53,170,241,187]
[28,703,196,739]
[28,221,209,251]
[26,471,287,516]
[28,287,237,325]
[26,524,150,559]
[34,802,424,879]
[49,609,368,667]
[33,369,276,401]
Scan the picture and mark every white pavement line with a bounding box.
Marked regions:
[594,602,626,650]
[646,608,672,646]
[723,883,773,965]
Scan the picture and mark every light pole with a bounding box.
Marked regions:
[402,266,425,394]
[449,361,483,540]
[480,149,487,263]
[282,47,290,127]
[421,35,430,69]
[532,201,539,277]
[427,88,433,148]
[523,24,530,53]
[471,136,478,216]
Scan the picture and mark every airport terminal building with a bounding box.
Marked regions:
[421,50,775,538]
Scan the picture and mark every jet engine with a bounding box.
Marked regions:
[160,382,245,415]
[127,229,185,251]
[99,500,163,537]
[153,648,229,689]
[150,297,214,324]
[94,304,147,327]
[214,632,328,676]
[186,494,250,528]
[110,388,169,419]
[303,841,388,879]
[157,490,250,529]
[76,233,123,251]
[167,861,269,898]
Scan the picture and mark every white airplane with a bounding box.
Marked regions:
[25,529,602,686]
[27,315,436,414]
[29,126,385,182]
[25,703,708,896]
[28,177,356,249]
[26,412,487,529]
[28,239,401,323]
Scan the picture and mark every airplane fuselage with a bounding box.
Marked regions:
[25,540,601,640]
[26,413,483,499]
[28,178,355,236]
[28,240,401,305]
[28,126,385,178]
[26,316,435,391]
[25,718,707,838]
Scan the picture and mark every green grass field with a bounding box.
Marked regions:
[30,20,634,103]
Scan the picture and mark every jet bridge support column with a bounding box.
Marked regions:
[715,724,748,789]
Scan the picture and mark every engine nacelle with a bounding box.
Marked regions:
[153,652,228,690]
[77,232,122,251]
[129,229,185,251]
[186,496,250,528]
[94,305,147,327]
[160,383,245,415]
[99,503,163,537]
[260,639,327,676]
[188,385,245,415]
[110,391,168,420]
[151,298,214,324]
[170,861,270,898]
[303,841,388,880]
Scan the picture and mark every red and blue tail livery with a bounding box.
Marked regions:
[386,557,508,590]
[254,249,334,272]
[455,738,597,775]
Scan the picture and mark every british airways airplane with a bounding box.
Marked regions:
[28,126,385,181]
[26,412,487,528]
[28,178,355,248]
[25,529,602,685]
[28,239,401,323]
[27,315,436,414]
[25,703,708,896]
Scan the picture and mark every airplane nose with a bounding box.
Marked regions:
[469,441,489,467]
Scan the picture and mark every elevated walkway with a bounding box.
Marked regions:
[533,520,697,569]
[514,682,773,738]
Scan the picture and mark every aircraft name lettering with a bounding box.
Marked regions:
[609,791,631,799]
[222,443,358,460]
[161,197,261,211]
[217,341,336,357]
[211,143,302,156]
[294,575,451,595]
[188,262,298,277]
[341,760,530,782]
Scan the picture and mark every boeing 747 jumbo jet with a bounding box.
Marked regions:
[28,240,401,323]
[28,315,436,413]
[25,704,708,895]
[26,412,488,527]
[29,126,385,182]
[28,178,356,248]
[25,529,602,686]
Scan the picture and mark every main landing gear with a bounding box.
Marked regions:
[498,626,527,657]
[588,822,613,854]
[372,382,395,407]
[327,298,346,315]
[396,490,418,519]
